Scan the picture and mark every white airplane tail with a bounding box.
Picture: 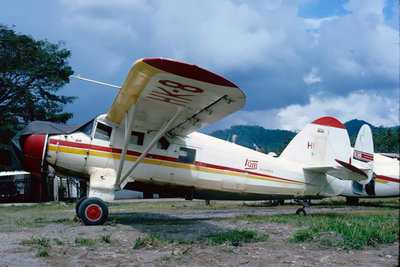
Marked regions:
[281,117,375,186]
[352,124,375,195]
[353,124,374,164]
[280,117,351,167]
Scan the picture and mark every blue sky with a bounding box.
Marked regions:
[0,0,398,131]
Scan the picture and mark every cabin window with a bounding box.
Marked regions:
[157,137,170,150]
[130,131,144,146]
[94,122,113,141]
[179,147,196,164]
[81,121,94,136]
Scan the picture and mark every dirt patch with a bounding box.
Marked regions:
[0,201,398,266]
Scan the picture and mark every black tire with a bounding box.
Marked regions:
[75,196,88,218]
[78,197,108,226]
[296,208,307,216]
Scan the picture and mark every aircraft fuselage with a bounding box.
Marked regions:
[45,114,346,200]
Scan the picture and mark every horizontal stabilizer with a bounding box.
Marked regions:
[304,159,369,181]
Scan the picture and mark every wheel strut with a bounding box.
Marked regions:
[294,199,309,216]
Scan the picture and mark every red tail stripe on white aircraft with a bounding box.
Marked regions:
[49,139,308,185]
[353,150,374,162]
[311,117,346,129]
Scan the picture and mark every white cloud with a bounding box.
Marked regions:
[60,0,145,10]
[54,0,400,125]
[63,15,138,40]
[276,91,399,130]
[304,16,338,30]
[205,90,398,133]
[343,0,386,17]
[303,67,322,84]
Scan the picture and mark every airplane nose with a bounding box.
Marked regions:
[21,134,48,176]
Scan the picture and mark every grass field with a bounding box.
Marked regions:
[0,197,398,250]
[0,197,398,266]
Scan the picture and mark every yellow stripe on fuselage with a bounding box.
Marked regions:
[48,144,305,186]
[375,178,389,184]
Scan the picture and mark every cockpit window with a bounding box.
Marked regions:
[94,122,113,141]
[81,121,94,136]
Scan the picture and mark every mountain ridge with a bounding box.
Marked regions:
[207,119,399,154]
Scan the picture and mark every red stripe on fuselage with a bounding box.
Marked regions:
[49,139,179,162]
[376,175,400,183]
[49,139,307,185]
[361,153,374,160]
[195,161,305,184]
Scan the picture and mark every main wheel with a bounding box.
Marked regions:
[75,196,87,218]
[78,197,108,225]
[296,208,307,216]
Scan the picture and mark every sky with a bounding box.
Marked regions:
[0,0,398,132]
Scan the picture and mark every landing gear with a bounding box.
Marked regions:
[294,199,309,216]
[295,208,307,216]
[75,196,87,218]
[78,197,109,225]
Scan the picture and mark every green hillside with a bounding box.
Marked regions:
[208,119,399,154]
[209,125,295,153]
[343,119,375,137]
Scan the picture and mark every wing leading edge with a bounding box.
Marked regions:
[107,58,246,136]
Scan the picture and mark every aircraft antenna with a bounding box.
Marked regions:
[70,75,121,89]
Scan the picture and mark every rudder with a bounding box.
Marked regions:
[280,117,351,167]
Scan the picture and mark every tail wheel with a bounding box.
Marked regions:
[296,208,307,216]
[75,196,88,218]
[78,197,108,225]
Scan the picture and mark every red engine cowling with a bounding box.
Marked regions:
[22,134,47,176]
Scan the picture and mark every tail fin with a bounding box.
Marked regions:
[353,124,374,164]
[280,117,351,166]
[352,124,375,194]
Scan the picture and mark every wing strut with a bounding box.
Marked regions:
[114,104,138,190]
[115,108,184,189]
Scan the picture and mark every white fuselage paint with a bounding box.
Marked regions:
[45,115,349,200]
[340,153,400,198]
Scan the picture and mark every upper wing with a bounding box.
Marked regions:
[107,58,245,136]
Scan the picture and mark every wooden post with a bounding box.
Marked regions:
[53,176,59,202]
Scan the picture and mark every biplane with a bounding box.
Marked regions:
[12,58,380,225]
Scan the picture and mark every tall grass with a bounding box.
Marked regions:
[234,210,399,250]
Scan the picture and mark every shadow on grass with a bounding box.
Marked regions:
[109,212,230,241]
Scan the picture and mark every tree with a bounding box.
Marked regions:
[0,24,75,144]
[373,127,399,153]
